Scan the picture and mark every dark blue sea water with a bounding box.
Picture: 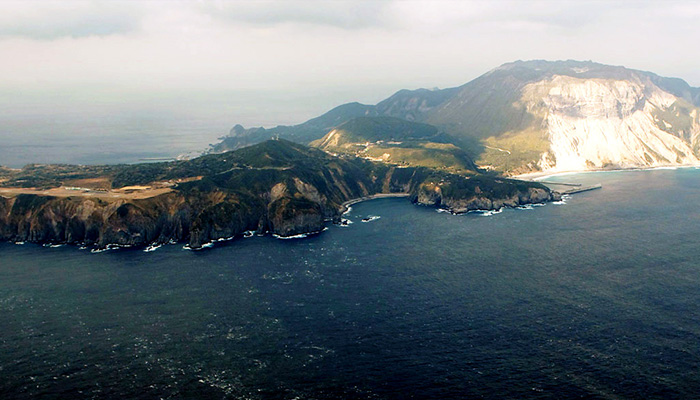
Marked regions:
[3,168,700,399]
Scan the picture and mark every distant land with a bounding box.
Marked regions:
[212,60,700,175]
[9,58,690,250]
[0,140,556,250]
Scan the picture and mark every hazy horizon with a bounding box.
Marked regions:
[2,0,700,166]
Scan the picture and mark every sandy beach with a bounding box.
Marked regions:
[512,164,700,182]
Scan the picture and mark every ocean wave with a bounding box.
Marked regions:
[273,227,328,240]
[91,243,132,253]
[361,216,380,222]
[182,242,215,251]
[337,218,353,227]
[552,194,572,205]
[517,203,546,210]
[481,208,503,217]
[143,243,163,252]
[272,233,309,240]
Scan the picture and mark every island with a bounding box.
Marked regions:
[0,140,558,250]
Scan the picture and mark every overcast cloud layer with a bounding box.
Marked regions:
[2,0,700,132]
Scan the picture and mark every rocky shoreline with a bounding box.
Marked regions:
[0,140,561,251]
[0,184,560,252]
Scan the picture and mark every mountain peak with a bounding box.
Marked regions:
[213,60,700,175]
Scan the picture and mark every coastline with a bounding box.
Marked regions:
[339,193,411,214]
[512,164,700,181]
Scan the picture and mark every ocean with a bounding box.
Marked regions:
[2,168,700,399]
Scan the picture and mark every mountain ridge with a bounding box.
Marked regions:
[212,60,700,175]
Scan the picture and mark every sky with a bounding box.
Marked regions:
[1,0,700,164]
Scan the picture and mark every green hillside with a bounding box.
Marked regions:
[311,117,477,173]
[211,60,700,174]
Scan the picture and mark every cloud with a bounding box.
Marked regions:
[199,0,393,30]
[195,0,598,32]
[0,0,143,39]
[0,0,699,132]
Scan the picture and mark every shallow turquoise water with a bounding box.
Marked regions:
[2,168,700,399]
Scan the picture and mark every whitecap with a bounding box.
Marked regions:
[91,243,130,253]
[144,243,163,252]
[337,218,353,227]
[272,233,309,240]
[182,241,215,251]
[553,194,571,205]
[361,216,380,222]
[480,208,503,217]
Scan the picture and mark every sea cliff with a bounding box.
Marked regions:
[0,141,558,250]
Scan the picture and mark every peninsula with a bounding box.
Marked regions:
[0,140,557,250]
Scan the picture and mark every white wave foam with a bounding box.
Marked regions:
[361,216,380,222]
[481,208,503,216]
[553,194,572,205]
[144,243,163,252]
[337,218,353,227]
[91,243,133,253]
[272,233,309,240]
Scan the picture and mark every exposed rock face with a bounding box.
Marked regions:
[412,180,558,214]
[0,176,556,249]
[211,60,700,174]
[0,141,558,250]
[521,75,700,171]
[0,190,326,249]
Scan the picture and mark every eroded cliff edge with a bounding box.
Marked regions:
[0,140,557,250]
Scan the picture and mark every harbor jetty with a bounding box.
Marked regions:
[530,180,602,195]
[559,184,602,195]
